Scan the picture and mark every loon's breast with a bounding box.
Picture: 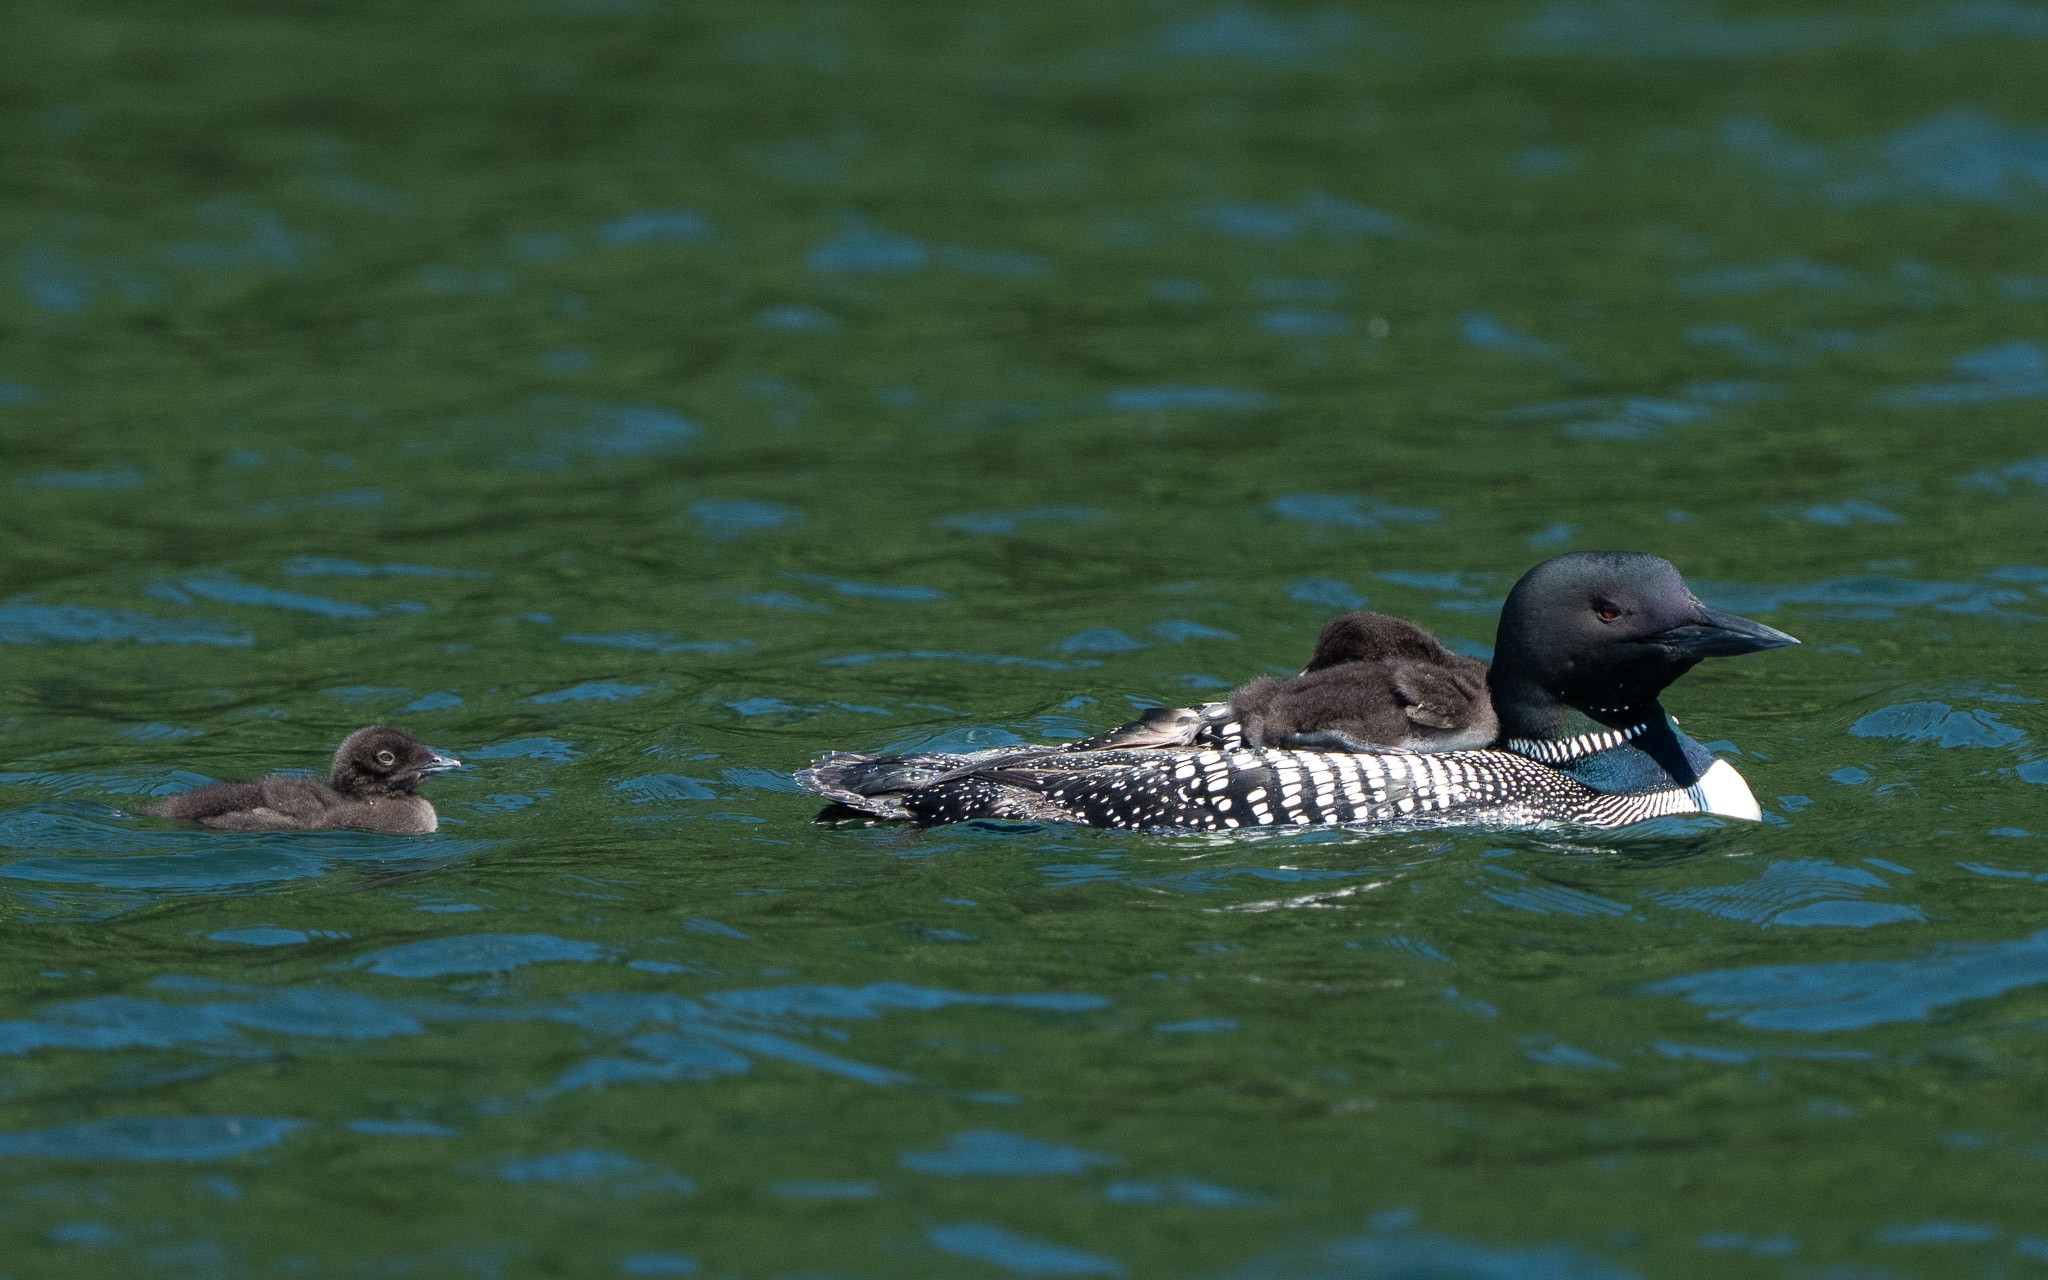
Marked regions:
[873,742,1758,832]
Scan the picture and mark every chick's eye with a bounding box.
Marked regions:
[1594,604,1621,622]
[376,750,396,766]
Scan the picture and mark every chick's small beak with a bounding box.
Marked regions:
[419,752,462,775]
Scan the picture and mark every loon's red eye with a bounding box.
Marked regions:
[1595,604,1620,622]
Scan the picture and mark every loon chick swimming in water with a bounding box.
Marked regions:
[144,726,460,834]
[1069,611,1493,754]
[797,551,1797,831]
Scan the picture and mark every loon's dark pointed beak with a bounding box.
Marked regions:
[1657,605,1800,658]
[419,752,462,775]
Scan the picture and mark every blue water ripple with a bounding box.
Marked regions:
[1798,499,1903,526]
[47,1221,123,1246]
[618,1251,700,1276]
[563,631,741,654]
[170,573,376,620]
[1696,1231,1797,1256]
[529,682,653,705]
[1484,880,1631,917]
[118,724,204,743]
[164,202,305,271]
[1230,1223,1641,1280]
[18,242,94,312]
[691,498,803,538]
[1269,494,1440,531]
[548,1037,751,1093]
[1642,853,1919,929]
[0,987,417,1054]
[755,304,838,332]
[0,603,251,647]
[767,1179,877,1199]
[1728,109,2048,205]
[598,210,713,245]
[1257,309,1350,337]
[736,591,829,613]
[282,557,489,580]
[1961,454,2048,492]
[400,692,463,713]
[614,775,717,802]
[1850,702,2027,749]
[937,507,1103,535]
[470,737,579,762]
[695,1027,908,1086]
[1515,0,1847,58]
[1647,928,2048,1031]
[702,982,1107,1023]
[1103,1177,1264,1207]
[416,266,513,294]
[1,847,333,891]
[1881,340,2048,407]
[18,463,144,490]
[500,233,568,261]
[783,572,947,602]
[1896,1,2048,44]
[208,928,320,947]
[347,1119,458,1138]
[1156,1018,1238,1035]
[247,488,386,516]
[578,403,698,457]
[928,1222,1126,1277]
[1189,192,1411,242]
[1460,312,1567,359]
[1154,4,1365,62]
[1522,1036,1620,1069]
[901,1129,1116,1176]
[1696,574,2031,619]
[1057,628,1147,656]
[1105,385,1275,412]
[805,212,1045,276]
[1149,620,1236,643]
[1873,1221,2001,1245]
[322,685,407,706]
[1289,577,1365,608]
[1678,256,1857,295]
[1960,859,2048,883]
[0,1116,303,1161]
[355,934,610,978]
[497,1148,694,1193]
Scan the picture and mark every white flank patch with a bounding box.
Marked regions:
[1685,758,1761,821]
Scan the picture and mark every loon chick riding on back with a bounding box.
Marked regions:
[1230,610,1496,753]
[797,552,1797,831]
[1069,610,1494,754]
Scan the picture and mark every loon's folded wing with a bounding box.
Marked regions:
[797,746,1062,820]
[1068,706,1204,751]
[1069,702,1245,752]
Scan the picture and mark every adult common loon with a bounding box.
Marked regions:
[797,552,1798,832]
[144,726,461,834]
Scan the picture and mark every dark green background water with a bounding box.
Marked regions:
[3,0,2047,1275]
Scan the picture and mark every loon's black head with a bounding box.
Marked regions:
[332,726,461,796]
[1488,551,1797,737]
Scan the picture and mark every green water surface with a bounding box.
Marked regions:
[2,1,2047,1276]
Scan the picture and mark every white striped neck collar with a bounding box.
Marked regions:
[1504,717,1659,766]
